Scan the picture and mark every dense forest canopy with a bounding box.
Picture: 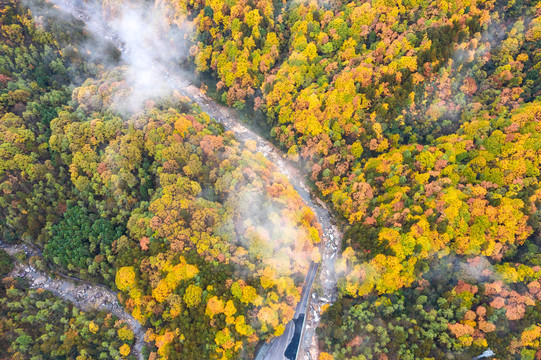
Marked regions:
[0,272,136,359]
[0,1,320,358]
[174,0,541,357]
[1,0,541,359]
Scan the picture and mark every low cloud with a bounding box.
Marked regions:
[26,0,194,114]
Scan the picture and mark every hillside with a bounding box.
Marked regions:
[1,0,540,359]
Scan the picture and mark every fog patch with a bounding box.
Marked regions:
[25,0,194,114]
[226,187,316,279]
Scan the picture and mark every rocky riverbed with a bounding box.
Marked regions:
[0,241,147,360]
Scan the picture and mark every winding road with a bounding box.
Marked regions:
[28,1,344,359]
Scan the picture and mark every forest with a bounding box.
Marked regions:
[1,0,541,359]
[0,1,320,358]
[0,262,136,359]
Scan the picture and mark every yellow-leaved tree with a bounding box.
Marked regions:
[115,266,136,291]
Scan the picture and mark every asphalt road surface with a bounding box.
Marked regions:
[256,262,318,360]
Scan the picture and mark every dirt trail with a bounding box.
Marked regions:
[0,241,147,360]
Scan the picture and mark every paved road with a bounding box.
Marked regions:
[257,261,318,360]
